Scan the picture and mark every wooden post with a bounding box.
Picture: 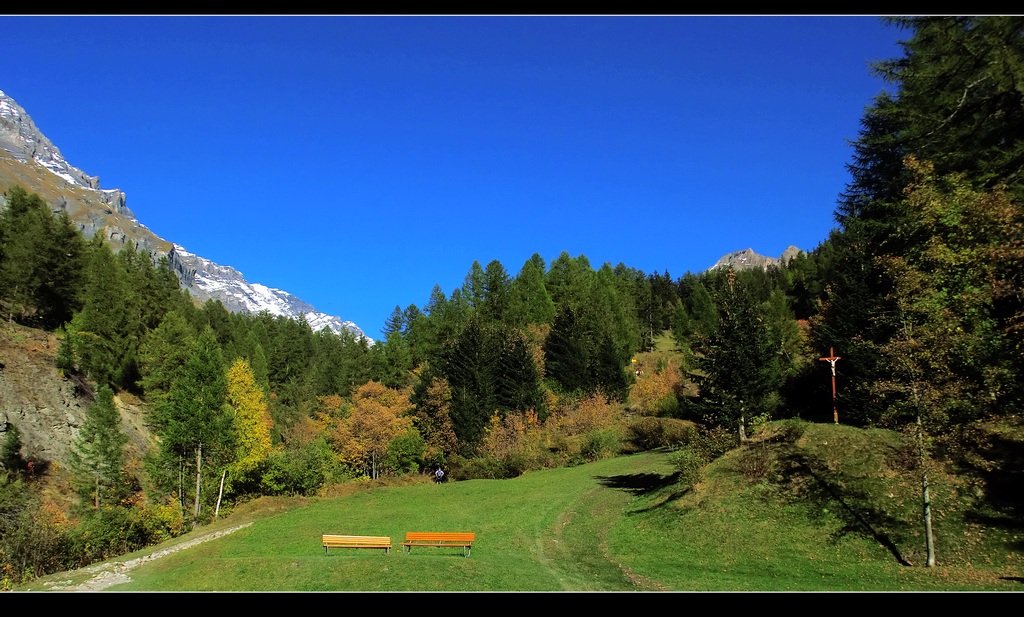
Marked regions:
[818,347,841,424]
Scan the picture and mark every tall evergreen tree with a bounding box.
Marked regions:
[461,260,486,311]
[69,385,129,509]
[0,186,85,328]
[480,259,511,323]
[507,255,555,327]
[819,16,1024,426]
[73,234,133,389]
[138,310,197,404]
[691,269,782,440]
[382,305,406,339]
[156,327,232,522]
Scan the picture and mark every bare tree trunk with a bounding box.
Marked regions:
[738,412,747,442]
[194,443,202,521]
[178,457,184,509]
[94,474,100,509]
[916,409,936,567]
[215,469,226,520]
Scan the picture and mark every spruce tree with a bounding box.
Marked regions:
[480,259,511,323]
[691,269,781,440]
[156,327,231,522]
[507,255,555,327]
[70,386,129,509]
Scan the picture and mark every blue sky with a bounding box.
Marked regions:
[1,15,906,338]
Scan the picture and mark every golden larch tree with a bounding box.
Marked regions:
[337,381,413,479]
[225,358,274,486]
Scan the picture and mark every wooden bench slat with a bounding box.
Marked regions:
[322,534,392,555]
[400,532,475,557]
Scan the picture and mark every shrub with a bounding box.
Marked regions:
[774,418,808,443]
[383,428,425,475]
[65,499,185,566]
[737,445,772,481]
[688,424,738,461]
[668,447,706,487]
[625,417,696,451]
[1,475,74,588]
[260,437,345,496]
[580,427,624,462]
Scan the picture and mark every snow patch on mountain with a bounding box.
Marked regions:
[174,245,370,342]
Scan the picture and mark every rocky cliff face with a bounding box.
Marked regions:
[708,245,804,272]
[0,89,369,342]
[0,324,152,476]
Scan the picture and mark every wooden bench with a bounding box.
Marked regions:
[401,532,476,557]
[322,534,392,555]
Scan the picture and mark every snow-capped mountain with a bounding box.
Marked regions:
[169,244,365,338]
[0,89,370,343]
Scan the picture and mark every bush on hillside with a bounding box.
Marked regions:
[65,499,186,566]
[668,447,706,487]
[687,424,738,461]
[624,416,696,451]
[260,437,345,496]
[448,454,519,480]
[737,444,773,481]
[580,427,624,462]
[383,428,425,476]
[0,476,74,589]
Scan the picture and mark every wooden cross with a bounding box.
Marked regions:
[819,347,841,424]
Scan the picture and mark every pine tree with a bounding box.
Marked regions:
[69,386,129,509]
[691,269,782,440]
[544,304,593,395]
[0,186,85,328]
[157,327,231,522]
[138,310,196,404]
[382,305,406,338]
[74,234,133,389]
[480,259,511,323]
[820,17,1024,426]
[461,260,486,311]
[507,254,555,327]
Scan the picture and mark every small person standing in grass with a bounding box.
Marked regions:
[434,467,445,484]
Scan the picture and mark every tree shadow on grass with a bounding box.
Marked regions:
[955,431,1024,552]
[775,452,913,567]
[592,472,691,512]
[594,472,680,496]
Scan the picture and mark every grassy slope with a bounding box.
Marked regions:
[19,419,1024,592]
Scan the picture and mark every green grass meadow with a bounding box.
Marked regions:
[18,421,1024,592]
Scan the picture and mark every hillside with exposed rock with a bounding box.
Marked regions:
[0,89,369,342]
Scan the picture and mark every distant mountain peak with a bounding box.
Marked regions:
[0,89,371,343]
[708,245,803,272]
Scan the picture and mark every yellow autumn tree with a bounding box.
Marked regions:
[311,393,349,453]
[629,358,683,416]
[480,409,541,460]
[225,358,274,493]
[337,381,413,479]
[412,376,459,466]
[547,391,620,437]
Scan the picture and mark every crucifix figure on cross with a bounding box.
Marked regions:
[819,347,841,424]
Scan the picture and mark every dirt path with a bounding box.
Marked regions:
[40,523,253,592]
